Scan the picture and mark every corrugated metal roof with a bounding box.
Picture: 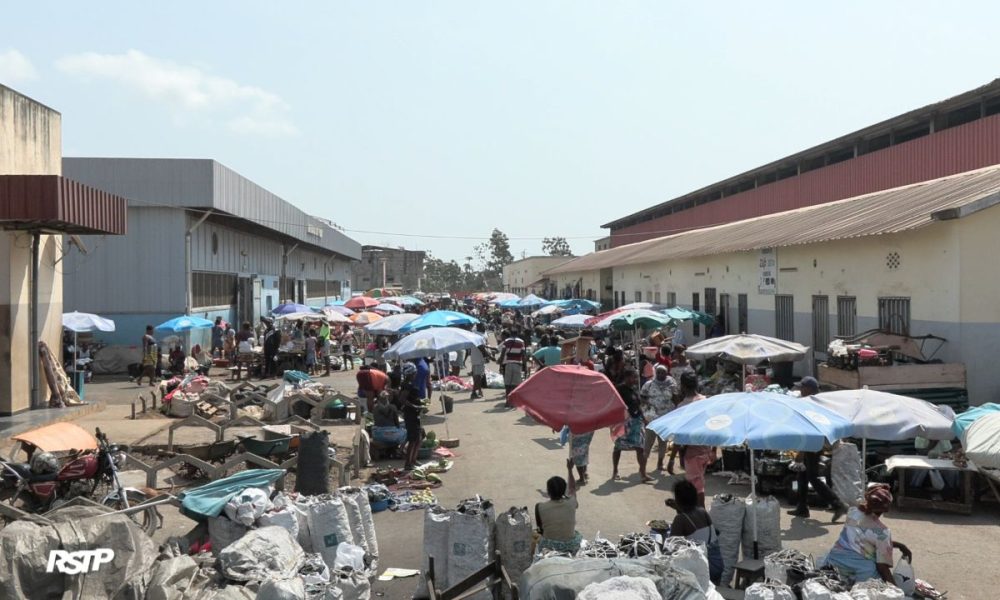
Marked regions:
[0,175,127,234]
[62,157,360,260]
[603,78,1000,228]
[548,165,1000,275]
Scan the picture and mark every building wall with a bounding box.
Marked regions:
[548,270,602,302]
[351,247,425,292]
[502,257,572,296]
[610,115,1000,247]
[0,86,63,414]
[607,211,1000,402]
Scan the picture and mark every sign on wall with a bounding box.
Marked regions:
[758,248,777,294]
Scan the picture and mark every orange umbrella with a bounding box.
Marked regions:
[345,296,380,310]
[350,311,384,325]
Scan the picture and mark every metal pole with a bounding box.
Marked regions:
[750,448,759,559]
[382,258,387,288]
[30,233,41,409]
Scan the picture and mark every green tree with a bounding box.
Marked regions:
[422,254,464,292]
[542,236,574,257]
[485,228,514,273]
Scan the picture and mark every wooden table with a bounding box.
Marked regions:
[885,455,975,515]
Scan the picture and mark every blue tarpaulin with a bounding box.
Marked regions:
[178,469,286,520]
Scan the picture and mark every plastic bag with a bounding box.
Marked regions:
[495,507,533,599]
[208,516,249,556]
[892,558,916,596]
[224,487,272,527]
[255,577,306,600]
[308,495,355,569]
[745,581,796,600]
[578,575,661,600]
[849,579,904,599]
[742,495,782,559]
[218,526,305,583]
[831,442,864,507]
[709,493,745,586]
[333,543,366,572]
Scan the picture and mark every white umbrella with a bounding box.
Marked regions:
[62,311,116,333]
[619,301,654,310]
[811,388,954,441]
[62,311,116,373]
[383,327,486,361]
[812,388,956,481]
[364,313,420,336]
[531,304,563,317]
[551,314,600,330]
[964,412,1000,469]
[685,333,809,364]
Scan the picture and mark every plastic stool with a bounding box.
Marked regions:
[734,558,765,590]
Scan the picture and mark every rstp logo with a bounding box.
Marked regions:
[45,549,115,574]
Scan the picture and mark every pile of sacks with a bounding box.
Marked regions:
[521,539,726,600]
[200,486,380,599]
[709,493,783,586]
[744,577,906,600]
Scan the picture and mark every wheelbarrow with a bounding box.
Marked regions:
[158,438,239,479]
[237,435,294,465]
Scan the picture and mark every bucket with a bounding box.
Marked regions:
[441,395,454,414]
[370,499,389,513]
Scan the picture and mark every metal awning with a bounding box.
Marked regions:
[0,175,128,235]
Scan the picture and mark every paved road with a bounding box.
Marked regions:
[33,368,1000,599]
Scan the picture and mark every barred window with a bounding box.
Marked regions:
[192,272,236,308]
[306,279,341,299]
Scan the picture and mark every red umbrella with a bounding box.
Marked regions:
[509,365,628,434]
[345,296,380,310]
[584,308,627,327]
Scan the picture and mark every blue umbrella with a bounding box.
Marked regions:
[648,391,851,451]
[517,293,547,308]
[498,298,521,308]
[272,302,317,315]
[397,310,480,333]
[155,315,215,333]
[548,298,601,312]
[383,327,486,360]
[648,390,852,558]
[952,402,1000,441]
[364,313,420,336]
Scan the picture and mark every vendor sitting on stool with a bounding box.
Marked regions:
[822,483,912,585]
[534,459,582,557]
[371,392,407,453]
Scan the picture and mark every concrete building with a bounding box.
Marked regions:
[502,256,573,298]
[548,166,1000,403]
[61,158,360,356]
[0,85,127,414]
[604,79,1000,247]
[594,237,611,252]
[351,245,425,293]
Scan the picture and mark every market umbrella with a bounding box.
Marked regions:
[648,391,852,558]
[345,296,380,310]
[685,333,810,390]
[323,305,355,317]
[620,301,654,310]
[663,306,715,326]
[531,304,564,317]
[271,303,317,315]
[364,313,420,336]
[382,295,425,307]
[952,403,1000,440]
[488,292,520,304]
[374,303,405,314]
[516,294,548,308]
[509,365,628,434]
[397,310,480,333]
[811,389,954,441]
[62,311,116,373]
[382,327,486,360]
[548,298,601,312]
[963,412,1000,469]
[551,314,601,330]
[62,311,116,333]
[350,311,383,325]
[594,309,674,371]
[155,315,215,333]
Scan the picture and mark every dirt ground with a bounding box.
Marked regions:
[12,367,999,599]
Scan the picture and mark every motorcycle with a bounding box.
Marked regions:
[0,428,159,534]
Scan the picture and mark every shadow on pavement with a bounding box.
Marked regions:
[532,437,563,451]
[782,516,834,541]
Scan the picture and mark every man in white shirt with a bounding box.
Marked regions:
[469,344,487,399]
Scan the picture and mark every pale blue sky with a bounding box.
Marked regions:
[3,2,999,261]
